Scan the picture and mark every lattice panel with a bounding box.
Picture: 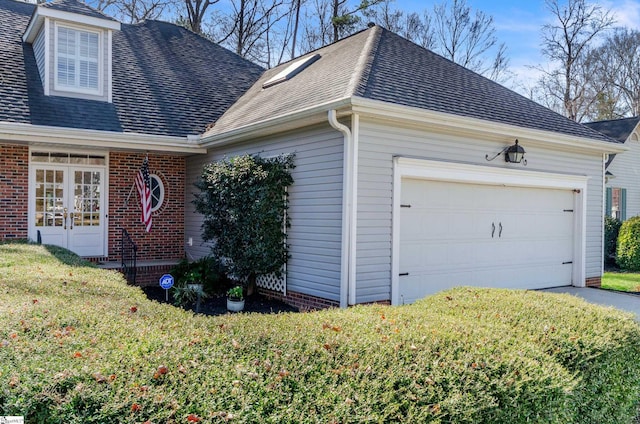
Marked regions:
[256,268,286,294]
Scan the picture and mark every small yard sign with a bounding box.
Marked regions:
[159,274,174,302]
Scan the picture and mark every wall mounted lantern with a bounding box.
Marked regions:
[485,139,527,165]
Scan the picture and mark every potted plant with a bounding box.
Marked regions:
[186,270,203,293]
[226,285,245,312]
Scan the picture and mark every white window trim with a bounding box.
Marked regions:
[391,157,588,306]
[54,22,104,97]
[149,174,164,213]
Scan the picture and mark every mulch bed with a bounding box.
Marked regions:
[141,286,299,316]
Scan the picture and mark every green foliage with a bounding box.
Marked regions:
[604,216,622,267]
[193,154,295,284]
[227,285,244,300]
[617,216,640,271]
[170,256,229,295]
[2,244,640,423]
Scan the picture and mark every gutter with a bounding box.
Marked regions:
[328,109,358,307]
[0,122,206,155]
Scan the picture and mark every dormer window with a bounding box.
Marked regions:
[22,0,120,102]
[56,25,101,94]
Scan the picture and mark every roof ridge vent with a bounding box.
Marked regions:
[262,53,320,89]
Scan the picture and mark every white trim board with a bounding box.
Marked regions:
[391,157,588,305]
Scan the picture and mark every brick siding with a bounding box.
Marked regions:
[0,144,29,240]
[108,152,185,262]
[258,287,340,311]
[585,276,602,288]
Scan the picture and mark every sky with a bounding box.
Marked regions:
[395,0,640,89]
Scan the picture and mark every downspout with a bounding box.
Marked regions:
[329,109,358,307]
[601,153,607,279]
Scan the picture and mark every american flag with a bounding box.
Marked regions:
[135,156,152,232]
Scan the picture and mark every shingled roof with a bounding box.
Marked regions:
[584,116,640,143]
[205,25,614,143]
[40,0,117,21]
[0,0,263,137]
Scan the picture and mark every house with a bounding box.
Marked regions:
[184,26,625,309]
[584,117,640,221]
[0,0,626,310]
[0,0,262,282]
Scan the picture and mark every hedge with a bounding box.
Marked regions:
[1,243,640,423]
[618,216,640,271]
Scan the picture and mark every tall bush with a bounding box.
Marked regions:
[604,216,621,268]
[193,154,294,290]
[617,216,640,271]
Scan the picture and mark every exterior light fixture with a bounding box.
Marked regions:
[486,139,527,165]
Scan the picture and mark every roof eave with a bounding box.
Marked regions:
[198,97,353,148]
[23,6,121,43]
[0,122,206,155]
[349,97,628,155]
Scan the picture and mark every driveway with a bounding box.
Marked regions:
[543,286,640,321]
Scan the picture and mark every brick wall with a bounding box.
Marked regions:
[0,144,28,240]
[108,152,185,261]
[258,287,340,311]
[585,276,601,288]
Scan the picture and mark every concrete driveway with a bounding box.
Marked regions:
[543,287,640,321]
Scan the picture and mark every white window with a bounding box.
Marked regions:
[149,174,164,212]
[56,25,101,93]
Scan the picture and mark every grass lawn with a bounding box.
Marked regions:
[2,243,640,423]
[602,272,640,293]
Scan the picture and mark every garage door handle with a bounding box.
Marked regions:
[491,223,495,238]
[499,222,502,238]
[399,273,409,276]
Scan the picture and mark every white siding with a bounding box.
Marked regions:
[34,27,46,84]
[607,132,640,218]
[356,118,605,303]
[185,124,344,302]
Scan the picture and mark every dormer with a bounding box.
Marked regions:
[22,0,121,102]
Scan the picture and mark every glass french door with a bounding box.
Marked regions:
[32,165,105,257]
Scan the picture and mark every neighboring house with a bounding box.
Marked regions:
[0,0,626,310]
[584,117,640,221]
[0,0,262,282]
[185,26,625,309]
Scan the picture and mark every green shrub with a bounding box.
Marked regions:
[170,256,230,296]
[1,244,640,423]
[617,216,640,271]
[193,154,295,291]
[604,216,622,268]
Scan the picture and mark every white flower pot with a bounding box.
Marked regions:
[227,298,245,312]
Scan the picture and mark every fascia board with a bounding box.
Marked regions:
[0,122,205,155]
[24,8,121,42]
[350,96,628,155]
[198,98,353,148]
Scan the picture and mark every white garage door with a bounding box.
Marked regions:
[398,178,575,304]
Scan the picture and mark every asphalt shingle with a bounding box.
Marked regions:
[207,25,615,143]
[584,117,640,143]
[0,0,263,137]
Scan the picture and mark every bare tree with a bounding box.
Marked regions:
[431,0,506,78]
[210,0,289,67]
[181,0,220,34]
[593,28,640,117]
[88,0,170,23]
[363,1,435,49]
[537,0,614,121]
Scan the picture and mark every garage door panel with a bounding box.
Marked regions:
[399,178,575,302]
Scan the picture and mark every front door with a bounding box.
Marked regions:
[30,152,106,257]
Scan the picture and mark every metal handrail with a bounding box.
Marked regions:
[121,228,137,284]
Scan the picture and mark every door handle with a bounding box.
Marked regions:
[69,212,74,230]
[491,222,495,238]
[63,207,68,230]
[499,222,503,238]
